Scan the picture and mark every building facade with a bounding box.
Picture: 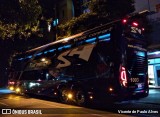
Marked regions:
[135,0,160,88]
[148,51,160,88]
[56,0,90,24]
[56,0,74,23]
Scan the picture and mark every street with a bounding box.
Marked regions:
[0,88,160,117]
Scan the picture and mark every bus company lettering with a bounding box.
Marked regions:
[88,27,113,38]
[75,27,113,41]
[128,44,147,51]
[56,44,95,68]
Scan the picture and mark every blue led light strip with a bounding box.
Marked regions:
[58,47,63,50]
[85,37,96,43]
[64,44,72,49]
[98,33,110,40]
[44,49,56,54]
[48,49,55,52]
[36,52,43,56]
[27,55,32,59]
[18,58,24,61]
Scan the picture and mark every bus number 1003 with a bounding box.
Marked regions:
[130,78,139,82]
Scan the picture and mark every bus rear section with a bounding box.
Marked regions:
[125,41,148,99]
[86,39,148,103]
[117,13,149,100]
[95,13,149,102]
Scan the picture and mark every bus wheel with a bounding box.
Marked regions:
[59,88,68,103]
[75,90,86,106]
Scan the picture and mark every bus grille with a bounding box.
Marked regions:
[127,54,147,76]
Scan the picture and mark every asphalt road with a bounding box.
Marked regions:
[0,88,160,117]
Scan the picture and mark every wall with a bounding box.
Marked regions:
[135,0,160,46]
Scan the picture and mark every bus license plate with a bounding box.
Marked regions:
[138,83,142,88]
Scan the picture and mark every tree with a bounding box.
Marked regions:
[58,13,98,37]
[0,0,42,87]
[58,0,135,38]
[89,0,135,19]
[0,0,42,40]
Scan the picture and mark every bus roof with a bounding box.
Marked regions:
[25,19,120,54]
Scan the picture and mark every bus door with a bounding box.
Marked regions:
[36,69,58,96]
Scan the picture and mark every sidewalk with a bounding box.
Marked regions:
[149,88,160,94]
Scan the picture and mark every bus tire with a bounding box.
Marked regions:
[59,88,68,103]
[75,89,87,106]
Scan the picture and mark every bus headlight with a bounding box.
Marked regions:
[16,88,21,93]
[9,86,14,91]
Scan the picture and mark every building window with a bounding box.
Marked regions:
[156,4,160,12]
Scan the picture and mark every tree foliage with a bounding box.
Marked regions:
[0,0,43,86]
[58,13,98,37]
[89,0,135,18]
[58,0,135,38]
[0,0,42,40]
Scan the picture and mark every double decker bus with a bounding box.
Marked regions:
[8,11,149,106]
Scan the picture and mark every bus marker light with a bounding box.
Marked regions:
[109,87,113,92]
[122,19,127,24]
[132,22,138,27]
[89,96,93,99]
